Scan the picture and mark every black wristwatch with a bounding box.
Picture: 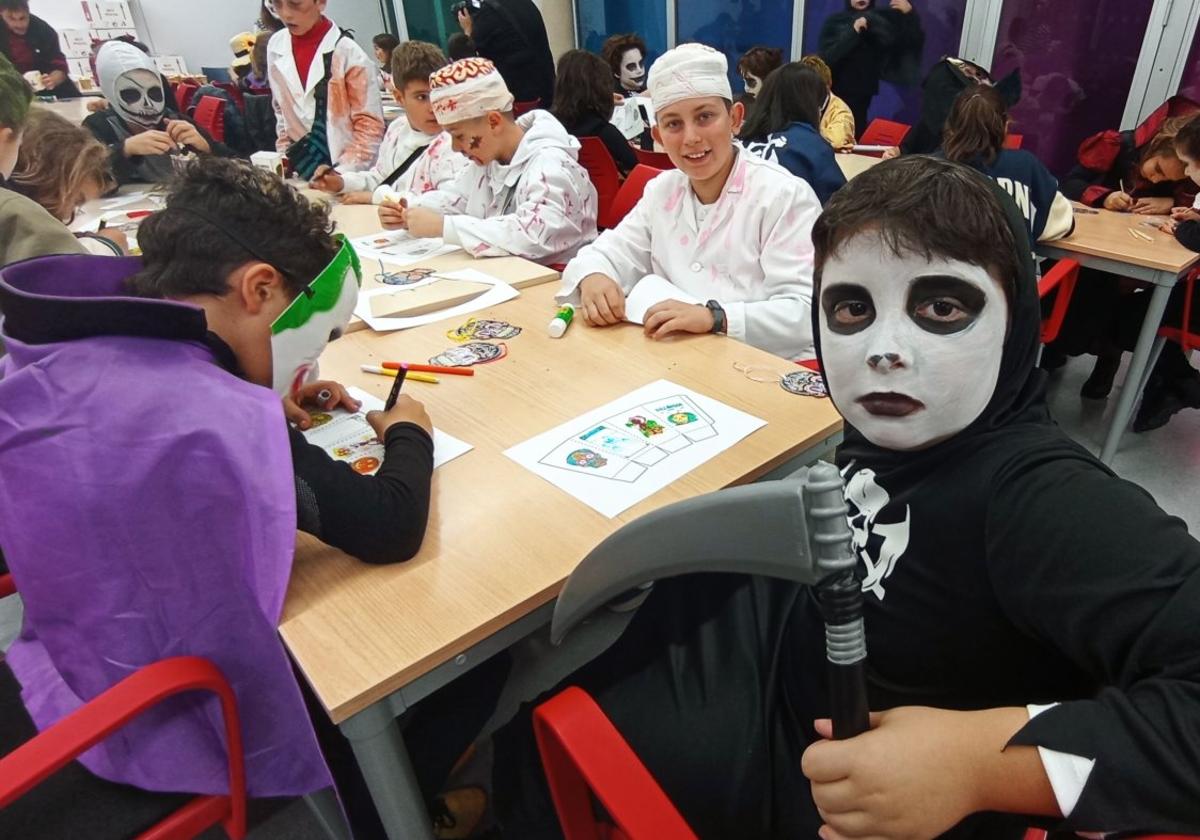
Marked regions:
[705,300,727,334]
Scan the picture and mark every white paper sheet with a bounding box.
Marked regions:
[354,267,520,332]
[504,380,767,518]
[623,274,703,325]
[301,387,472,473]
[350,229,461,268]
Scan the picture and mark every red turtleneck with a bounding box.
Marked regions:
[291,16,333,88]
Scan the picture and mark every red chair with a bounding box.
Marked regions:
[213,81,246,114]
[193,95,227,144]
[513,99,541,117]
[578,137,623,230]
[536,685,1197,840]
[606,164,666,229]
[1037,258,1080,344]
[175,80,199,115]
[1004,133,1024,149]
[534,686,697,840]
[634,148,675,170]
[1155,268,1198,355]
[859,118,911,150]
[0,572,248,839]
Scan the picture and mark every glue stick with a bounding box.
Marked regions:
[548,304,575,338]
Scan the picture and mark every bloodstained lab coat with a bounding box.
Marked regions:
[410,110,598,266]
[267,20,384,173]
[0,255,331,798]
[559,149,820,361]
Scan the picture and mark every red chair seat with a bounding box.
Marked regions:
[578,137,623,230]
[634,148,674,170]
[192,95,226,144]
[859,118,911,149]
[606,164,667,230]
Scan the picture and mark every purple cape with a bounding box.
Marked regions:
[0,255,332,797]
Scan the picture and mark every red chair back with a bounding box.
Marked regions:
[534,686,697,840]
[1157,267,1200,354]
[634,148,675,170]
[213,81,246,113]
[578,137,623,229]
[859,118,911,148]
[1037,258,1080,345]
[175,81,199,115]
[1003,133,1024,149]
[193,95,226,144]
[0,572,14,598]
[0,656,247,839]
[607,164,666,229]
[513,99,541,117]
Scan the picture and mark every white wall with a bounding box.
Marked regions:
[534,0,576,60]
[31,0,92,32]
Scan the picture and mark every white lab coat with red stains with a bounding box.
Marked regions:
[409,110,599,266]
[559,148,820,361]
[368,131,469,204]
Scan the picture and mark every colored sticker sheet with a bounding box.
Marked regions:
[301,387,473,474]
[503,379,766,518]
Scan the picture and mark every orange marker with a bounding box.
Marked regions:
[380,361,474,376]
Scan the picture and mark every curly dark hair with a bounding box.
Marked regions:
[127,158,338,300]
[737,46,783,81]
[601,33,646,77]
[1176,115,1200,162]
[552,49,615,125]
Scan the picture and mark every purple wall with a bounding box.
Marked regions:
[1179,25,1200,104]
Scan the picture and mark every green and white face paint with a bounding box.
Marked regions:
[270,235,361,396]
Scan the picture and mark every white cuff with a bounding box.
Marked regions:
[442,216,463,246]
[1027,703,1096,819]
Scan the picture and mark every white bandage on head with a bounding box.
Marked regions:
[647,43,732,113]
[429,57,515,125]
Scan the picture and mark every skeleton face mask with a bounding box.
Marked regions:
[618,48,645,92]
[818,232,1009,452]
[114,69,165,129]
[742,72,763,97]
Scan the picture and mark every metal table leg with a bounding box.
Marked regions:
[340,702,435,840]
[1100,278,1174,464]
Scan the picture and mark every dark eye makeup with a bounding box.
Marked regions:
[906,275,987,335]
[821,283,875,334]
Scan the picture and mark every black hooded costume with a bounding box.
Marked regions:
[819,0,925,136]
[902,57,1021,154]
[489,164,1200,839]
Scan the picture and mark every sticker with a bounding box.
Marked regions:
[308,412,333,428]
[566,448,608,469]
[378,267,435,286]
[579,424,647,459]
[351,456,381,474]
[625,414,666,438]
[429,342,507,367]
[780,370,828,398]
[447,317,522,342]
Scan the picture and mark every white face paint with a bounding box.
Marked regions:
[618,48,645,92]
[742,72,762,97]
[818,232,1008,451]
[114,69,165,129]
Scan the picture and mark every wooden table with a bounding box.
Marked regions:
[33,96,99,124]
[836,152,882,180]
[1038,207,1200,464]
[281,218,843,836]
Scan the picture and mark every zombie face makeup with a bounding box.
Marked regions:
[818,232,1009,451]
[618,48,645,92]
[742,72,762,97]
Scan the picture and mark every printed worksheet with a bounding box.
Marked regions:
[302,387,472,474]
[504,380,766,517]
[350,229,461,267]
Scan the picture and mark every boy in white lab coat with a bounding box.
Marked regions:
[559,43,822,361]
[378,56,598,266]
[308,40,467,204]
[266,0,383,176]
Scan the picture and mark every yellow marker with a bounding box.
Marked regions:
[360,364,439,384]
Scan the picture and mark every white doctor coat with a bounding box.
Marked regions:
[410,110,598,266]
[560,148,821,360]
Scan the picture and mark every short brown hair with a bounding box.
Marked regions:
[812,156,1020,304]
[799,55,832,87]
[1175,115,1200,161]
[0,0,30,12]
[737,46,783,80]
[1143,115,1191,163]
[10,110,113,221]
[942,85,1009,166]
[392,40,448,88]
[601,33,646,77]
[552,49,614,125]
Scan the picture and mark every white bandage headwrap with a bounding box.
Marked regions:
[429,57,515,125]
[647,43,732,113]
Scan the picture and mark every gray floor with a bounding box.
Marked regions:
[2,352,1198,837]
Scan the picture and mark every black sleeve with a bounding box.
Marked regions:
[819,17,861,66]
[600,122,638,175]
[290,421,434,565]
[986,456,1200,834]
[1175,219,1200,252]
[32,17,69,75]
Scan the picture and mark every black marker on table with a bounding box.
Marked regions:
[384,365,408,411]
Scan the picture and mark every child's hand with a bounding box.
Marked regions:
[1160,219,1179,235]
[166,120,210,154]
[1170,206,1200,222]
[1103,190,1134,212]
[853,16,869,32]
[579,274,626,325]
[378,197,408,230]
[890,0,913,12]
[881,146,900,160]
[96,228,130,253]
[340,191,373,205]
[285,380,361,430]
[124,130,176,157]
[643,300,714,339]
[367,394,433,438]
[309,165,344,194]
[405,207,445,238]
[1130,196,1173,215]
